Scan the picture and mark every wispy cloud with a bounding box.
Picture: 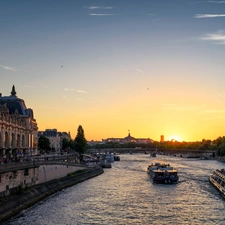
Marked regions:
[161,103,199,112]
[88,6,114,10]
[208,0,225,3]
[136,68,145,73]
[188,1,204,4]
[195,14,225,18]
[89,14,114,16]
[77,90,87,94]
[161,103,204,112]
[200,109,225,113]
[33,106,59,110]
[64,88,75,91]
[0,64,16,72]
[216,93,225,98]
[63,88,87,93]
[201,30,225,44]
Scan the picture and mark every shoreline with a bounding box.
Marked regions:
[0,166,104,223]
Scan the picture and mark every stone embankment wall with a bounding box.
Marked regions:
[0,166,104,223]
[38,164,86,183]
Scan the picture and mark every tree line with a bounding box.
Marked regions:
[92,136,225,156]
[38,126,225,157]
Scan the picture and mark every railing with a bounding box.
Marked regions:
[0,161,36,173]
[0,153,82,173]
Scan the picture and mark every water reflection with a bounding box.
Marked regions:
[5,154,225,225]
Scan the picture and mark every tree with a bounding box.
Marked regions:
[62,138,70,150]
[38,135,51,153]
[74,125,87,155]
[62,138,75,152]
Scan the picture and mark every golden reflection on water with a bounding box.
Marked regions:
[5,154,225,225]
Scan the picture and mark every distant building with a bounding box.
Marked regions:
[58,131,71,141]
[102,132,153,144]
[0,85,39,158]
[87,140,102,146]
[38,129,71,152]
[160,135,164,142]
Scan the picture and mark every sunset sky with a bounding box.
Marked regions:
[1,0,225,142]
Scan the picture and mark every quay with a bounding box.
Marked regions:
[0,158,104,223]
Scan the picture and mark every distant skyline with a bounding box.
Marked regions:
[1,0,225,142]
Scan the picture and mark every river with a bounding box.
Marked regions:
[4,154,225,225]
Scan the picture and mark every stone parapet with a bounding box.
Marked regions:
[0,166,104,223]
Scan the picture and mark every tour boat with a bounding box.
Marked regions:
[209,169,225,198]
[99,158,112,168]
[147,162,179,184]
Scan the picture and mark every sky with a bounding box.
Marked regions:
[1,0,225,142]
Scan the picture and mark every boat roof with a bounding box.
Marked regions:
[153,169,178,173]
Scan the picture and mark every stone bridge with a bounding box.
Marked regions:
[88,148,216,156]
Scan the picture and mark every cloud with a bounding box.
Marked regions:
[77,90,87,94]
[161,103,200,112]
[208,0,225,3]
[201,30,225,44]
[195,14,225,18]
[0,64,16,71]
[88,6,113,10]
[33,106,59,110]
[64,88,75,91]
[64,88,87,93]
[201,109,225,113]
[136,68,145,73]
[188,1,204,3]
[89,14,114,16]
[216,93,225,98]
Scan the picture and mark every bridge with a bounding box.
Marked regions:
[0,153,83,174]
[88,148,217,156]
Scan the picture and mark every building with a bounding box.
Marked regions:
[160,135,164,142]
[0,85,39,159]
[102,132,153,144]
[0,85,39,195]
[38,129,71,152]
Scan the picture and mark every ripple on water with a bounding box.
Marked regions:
[4,154,225,225]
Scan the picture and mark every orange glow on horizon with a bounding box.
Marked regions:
[168,135,183,142]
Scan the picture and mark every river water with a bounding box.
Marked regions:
[4,154,225,225]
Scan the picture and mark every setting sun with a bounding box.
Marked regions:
[168,135,183,142]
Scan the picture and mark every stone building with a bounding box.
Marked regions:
[0,85,39,196]
[38,129,71,152]
[0,85,38,161]
[102,132,153,144]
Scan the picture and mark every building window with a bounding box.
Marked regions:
[24,168,29,176]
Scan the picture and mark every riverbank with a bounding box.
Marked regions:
[0,166,104,223]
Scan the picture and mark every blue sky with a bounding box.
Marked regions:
[1,0,225,141]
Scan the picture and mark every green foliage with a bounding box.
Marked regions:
[62,138,71,150]
[67,169,87,177]
[38,135,51,152]
[74,125,87,154]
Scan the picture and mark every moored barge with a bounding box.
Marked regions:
[209,169,225,198]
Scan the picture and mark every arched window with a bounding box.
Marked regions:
[0,132,2,148]
[4,132,9,148]
[21,135,25,148]
[17,134,20,148]
[11,133,15,148]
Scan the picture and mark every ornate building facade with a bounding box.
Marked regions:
[102,132,153,144]
[0,85,38,161]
